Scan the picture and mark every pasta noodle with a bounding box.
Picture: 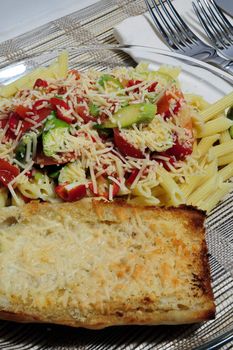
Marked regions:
[200,91,233,122]
[197,117,233,138]
[157,167,185,206]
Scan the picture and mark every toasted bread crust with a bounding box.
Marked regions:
[0,199,215,328]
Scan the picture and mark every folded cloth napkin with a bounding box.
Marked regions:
[113,0,233,61]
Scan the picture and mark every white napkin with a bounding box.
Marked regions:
[113,0,233,57]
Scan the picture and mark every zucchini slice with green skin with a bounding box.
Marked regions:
[42,111,70,157]
[100,103,156,128]
[98,74,123,93]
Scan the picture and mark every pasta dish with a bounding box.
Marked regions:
[0,52,232,212]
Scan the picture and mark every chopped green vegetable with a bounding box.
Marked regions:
[42,111,69,157]
[89,103,99,117]
[15,131,37,162]
[49,169,60,179]
[100,103,156,128]
[98,74,123,93]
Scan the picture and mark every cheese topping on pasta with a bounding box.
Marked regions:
[0,56,233,212]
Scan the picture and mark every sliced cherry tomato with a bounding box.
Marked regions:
[147,82,158,92]
[152,153,176,171]
[50,97,74,124]
[69,69,80,80]
[50,97,69,110]
[125,169,140,186]
[114,129,144,159]
[0,119,8,129]
[15,105,32,119]
[56,109,74,124]
[166,138,193,160]
[89,176,120,199]
[55,183,86,202]
[157,89,183,118]
[127,79,142,93]
[57,86,67,95]
[8,112,19,132]
[76,105,95,123]
[33,79,48,88]
[33,100,52,123]
[0,159,20,186]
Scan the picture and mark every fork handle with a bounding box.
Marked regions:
[205,54,233,75]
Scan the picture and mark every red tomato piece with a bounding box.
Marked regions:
[15,105,32,119]
[147,82,158,92]
[76,105,95,124]
[157,89,183,118]
[88,176,120,199]
[153,153,176,171]
[55,183,86,201]
[125,169,140,186]
[33,79,48,88]
[50,97,69,110]
[33,100,52,123]
[57,86,67,95]
[8,112,19,132]
[166,138,193,160]
[0,119,8,130]
[69,69,80,80]
[114,129,144,159]
[127,80,142,93]
[56,109,74,124]
[0,159,20,186]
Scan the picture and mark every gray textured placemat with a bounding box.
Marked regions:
[0,1,232,349]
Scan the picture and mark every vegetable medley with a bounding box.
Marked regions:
[0,60,200,206]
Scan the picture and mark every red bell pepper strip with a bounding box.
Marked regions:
[0,159,20,186]
[114,128,144,159]
[55,183,86,202]
[33,79,48,88]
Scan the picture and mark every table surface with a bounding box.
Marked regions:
[0,0,99,43]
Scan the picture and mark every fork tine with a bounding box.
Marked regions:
[202,0,233,44]
[157,0,192,46]
[192,2,217,43]
[209,0,233,33]
[194,0,227,48]
[148,0,183,50]
[145,0,173,47]
[166,0,199,42]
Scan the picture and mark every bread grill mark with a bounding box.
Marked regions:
[0,199,215,328]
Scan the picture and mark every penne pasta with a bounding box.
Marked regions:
[218,162,233,181]
[200,91,233,122]
[195,134,220,158]
[187,174,219,207]
[200,182,233,213]
[157,167,185,206]
[218,153,233,166]
[208,140,233,159]
[197,117,233,138]
[219,130,231,144]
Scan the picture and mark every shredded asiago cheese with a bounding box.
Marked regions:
[0,63,206,208]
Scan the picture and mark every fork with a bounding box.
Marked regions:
[145,0,233,75]
[192,0,233,60]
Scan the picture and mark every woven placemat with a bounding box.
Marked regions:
[0,1,232,349]
[0,0,146,65]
